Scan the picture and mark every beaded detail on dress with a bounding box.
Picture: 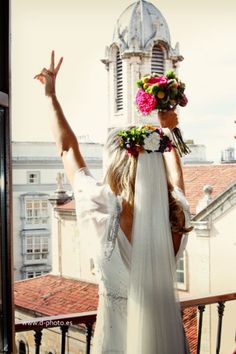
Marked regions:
[100,291,127,316]
[104,196,122,260]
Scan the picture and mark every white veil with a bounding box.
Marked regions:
[126,152,188,354]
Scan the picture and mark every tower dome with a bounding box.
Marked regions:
[113,0,171,54]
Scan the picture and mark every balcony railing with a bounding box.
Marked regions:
[15,292,236,354]
[181,292,236,354]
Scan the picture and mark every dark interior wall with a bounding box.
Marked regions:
[0,0,9,94]
[0,1,14,353]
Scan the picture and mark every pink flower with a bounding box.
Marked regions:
[135,89,157,115]
[148,76,167,87]
[157,76,168,86]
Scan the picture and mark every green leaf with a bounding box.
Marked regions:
[165,70,176,79]
[136,80,143,88]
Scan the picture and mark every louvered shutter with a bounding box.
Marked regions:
[151,45,164,74]
[116,50,123,111]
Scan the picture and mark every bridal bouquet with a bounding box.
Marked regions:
[135,70,190,156]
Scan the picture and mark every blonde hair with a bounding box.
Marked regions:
[104,128,137,205]
[103,127,191,238]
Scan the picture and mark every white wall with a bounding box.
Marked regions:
[51,213,96,283]
[209,205,236,354]
[210,205,236,293]
[181,231,210,297]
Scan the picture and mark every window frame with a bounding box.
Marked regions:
[25,270,49,279]
[115,47,123,112]
[151,42,166,75]
[25,235,49,261]
[21,194,49,229]
[27,171,40,184]
[176,251,188,291]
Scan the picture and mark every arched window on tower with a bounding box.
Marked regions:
[19,340,27,354]
[151,44,165,75]
[115,48,123,111]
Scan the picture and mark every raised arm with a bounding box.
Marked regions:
[34,51,86,185]
[159,110,191,256]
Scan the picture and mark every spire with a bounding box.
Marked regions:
[112,0,171,54]
[139,0,145,48]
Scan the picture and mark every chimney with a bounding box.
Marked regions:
[196,185,213,214]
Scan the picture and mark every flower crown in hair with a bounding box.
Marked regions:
[136,70,188,115]
[118,126,173,157]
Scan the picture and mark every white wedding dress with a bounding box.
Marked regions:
[73,166,190,354]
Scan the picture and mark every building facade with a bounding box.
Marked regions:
[183,178,236,353]
[12,141,103,280]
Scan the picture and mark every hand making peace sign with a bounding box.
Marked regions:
[34,50,63,97]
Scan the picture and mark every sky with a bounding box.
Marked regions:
[11,0,236,162]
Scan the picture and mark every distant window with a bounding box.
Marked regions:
[90,258,95,275]
[26,271,34,279]
[25,235,48,261]
[116,48,123,111]
[176,251,188,291]
[151,44,165,75]
[19,340,26,354]
[26,270,48,279]
[25,198,48,225]
[27,171,40,184]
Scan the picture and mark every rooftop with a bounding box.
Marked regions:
[183,164,236,214]
[14,274,98,316]
[57,164,236,215]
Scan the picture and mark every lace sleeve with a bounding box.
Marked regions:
[73,167,122,259]
[171,187,192,261]
[104,195,122,260]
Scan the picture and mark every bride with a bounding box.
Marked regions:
[35,51,192,354]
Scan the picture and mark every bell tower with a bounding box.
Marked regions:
[102,0,183,127]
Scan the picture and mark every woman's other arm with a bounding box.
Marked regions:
[34,51,86,185]
[163,147,185,193]
[158,110,185,193]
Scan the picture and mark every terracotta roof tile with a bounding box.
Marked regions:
[183,164,236,214]
[14,274,98,316]
[183,308,198,354]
